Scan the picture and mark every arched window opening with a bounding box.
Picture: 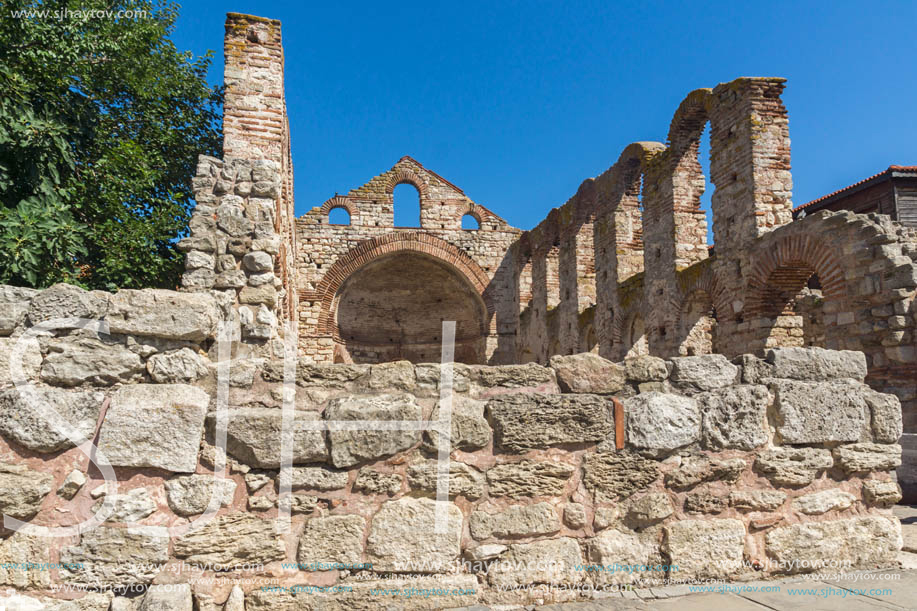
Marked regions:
[698,123,713,246]
[329,207,351,225]
[758,262,823,350]
[461,214,480,230]
[624,313,648,359]
[393,183,421,227]
[677,289,717,356]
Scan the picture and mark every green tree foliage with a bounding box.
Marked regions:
[0,0,222,289]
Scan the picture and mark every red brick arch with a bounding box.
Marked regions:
[310,232,494,339]
[744,234,847,317]
[666,88,713,156]
[386,169,429,199]
[671,264,731,326]
[320,195,355,216]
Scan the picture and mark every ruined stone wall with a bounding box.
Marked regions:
[0,290,904,610]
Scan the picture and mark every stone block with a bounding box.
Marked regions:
[754,447,833,486]
[626,492,674,525]
[366,497,462,572]
[0,386,103,453]
[766,347,867,381]
[366,360,416,391]
[283,466,349,491]
[173,513,286,568]
[297,515,366,568]
[729,490,786,511]
[549,353,627,394]
[353,468,402,496]
[772,379,869,444]
[422,396,490,453]
[469,363,557,389]
[146,348,210,384]
[623,355,668,382]
[325,394,421,468]
[625,392,700,454]
[832,443,902,473]
[583,451,659,502]
[0,462,53,520]
[488,393,613,453]
[764,517,900,573]
[60,526,169,586]
[106,289,220,341]
[564,503,587,529]
[92,487,157,522]
[664,519,745,579]
[41,338,144,386]
[97,384,209,472]
[487,537,584,587]
[668,354,738,391]
[137,584,192,611]
[165,475,237,516]
[791,489,856,515]
[586,529,660,585]
[486,460,575,498]
[0,531,51,588]
[27,283,108,324]
[0,337,41,384]
[210,407,327,469]
[470,502,560,540]
[862,480,902,507]
[865,388,903,443]
[407,461,485,500]
[697,385,769,450]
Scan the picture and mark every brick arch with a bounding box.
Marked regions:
[386,169,429,199]
[320,195,355,216]
[312,232,494,339]
[744,234,847,317]
[666,88,713,157]
[672,264,731,326]
[612,306,649,359]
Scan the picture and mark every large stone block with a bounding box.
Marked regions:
[765,517,900,573]
[668,354,738,391]
[583,451,659,502]
[697,385,769,450]
[146,348,210,384]
[92,487,157,523]
[0,531,51,588]
[626,492,674,526]
[772,379,870,444]
[406,461,485,500]
[754,447,833,486]
[0,337,41,384]
[97,384,209,472]
[791,489,856,515]
[625,392,699,454]
[549,353,627,394]
[487,537,584,587]
[486,460,575,498]
[422,396,490,453]
[283,466,349,491]
[862,480,902,507]
[487,393,613,453]
[366,360,416,391]
[0,462,53,519]
[664,456,745,489]
[165,474,237,516]
[27,283,108,324]
[468,363,557,389]
[210,408,327,469]
[173,513,286,568]
[469,502,560,540]
[0,386,103,452]
[623,355,668,382]
[0,285,36,334]
[60,526,169,586]
[664,519,745,579]
[41,338,144,386]
[365,497,462,572]
[865,388,903,443]
[106,289,220,341]
[832,443,902,473]
[325,394,421,468]
[766,347,867,381]
[297,514,366,568]
[586,529,660,585]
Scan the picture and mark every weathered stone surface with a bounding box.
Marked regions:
[248,496,274,511]
[97,384,209,472]
[0,462,53,519]
[138,584,192,611]
[668,354,738,391]
[244,472,273,493]
[697,385,768,450]
[729,490,787,511]
[28,283,108,324]
[549,353,627,394]
[0,531,51,588]
[366,360,416,391]
[325,394,421,468]
[664,519,745,579]
[862,480,902,507]
[470,502,560,540]
[593,506,621,531]
[586,529,659,585]
[754,447,834,486]
[106,289,220,341]
[242,251,273,273]
[58,469,87,499]
[165,475,236,516]
[422,397,490,453]
[415,362,471,395]
[0,386,103,452]
[276,493,320,514]
[92,487,156,522]
[0,285,36,334]
[224,586,244,611]
[865,388,903,443]
[488,393,613,453]
[146,348,210,384]
[737,354,775,384]
[173,513,286,567]
[60,526,169,586]
[366,497,462,572]
[0,337,41,384]
[41,338,144,386]
[622,354,668,383]
[407,461,485,500]
[626,492,674,526]
[352,468,402,496]
[487,537,584,587]
[792,489,856,515]
[583,451,659,502]
[486,460,575,498]
[832,443,902,473]
[766,347,867,381]
[465,543,507,562]
[297,515,366,568]
[765,517,900,573]
[470,363,557,389]
[773,378,871,444]
[283,466,349,491]
[625,392,699,453]
[664,456,746,489]
[211,407,327,469]
[684,491,728,514]
[564,503,587,529]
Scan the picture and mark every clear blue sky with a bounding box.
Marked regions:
[172,0,917,232]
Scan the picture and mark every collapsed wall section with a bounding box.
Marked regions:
[0,288,903,609]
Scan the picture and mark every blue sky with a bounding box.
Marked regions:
[172,0,917,232]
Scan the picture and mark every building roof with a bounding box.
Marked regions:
[795,165,917,215]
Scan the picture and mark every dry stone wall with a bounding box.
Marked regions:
[0,290,903,610]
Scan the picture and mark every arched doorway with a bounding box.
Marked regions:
[332,252,488,364]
